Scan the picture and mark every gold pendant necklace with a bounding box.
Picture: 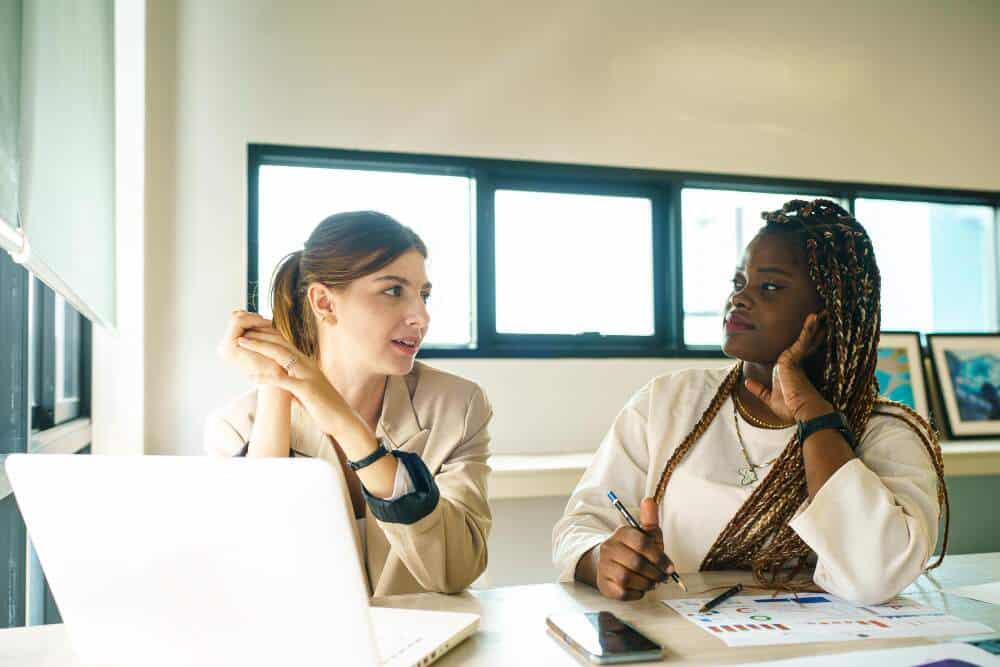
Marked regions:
[732,389,794,430]
[732,398,779,487]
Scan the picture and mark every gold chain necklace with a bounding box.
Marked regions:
[732,389,794,430]
[732,398,780,487]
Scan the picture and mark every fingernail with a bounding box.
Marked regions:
[237,338,247,345]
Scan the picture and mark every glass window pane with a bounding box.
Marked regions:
[257,165,475,348]
[682,188,822,347]
[855,199,997,333]
[494,190,654,336]
[58,297,80,401]
[29,276,55,431]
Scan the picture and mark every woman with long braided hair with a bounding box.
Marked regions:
[553,199,946,605]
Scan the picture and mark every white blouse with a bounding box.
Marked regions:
[552,366,940,605]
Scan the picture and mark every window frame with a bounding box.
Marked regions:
[1,253,91,629]
[248,144,1000,358]
[29,280,89,431]
[486,176,668,355]
[0,249,30,628]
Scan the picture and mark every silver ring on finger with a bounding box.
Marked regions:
[283,356,298,372]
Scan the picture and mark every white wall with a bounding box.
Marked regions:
[95,0,1000,583]
[136,0,1000,458]
[91,0,145,456]
[431,358,729,454]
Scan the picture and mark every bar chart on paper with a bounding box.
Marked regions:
[663,594,994,647]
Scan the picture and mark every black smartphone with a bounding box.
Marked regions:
[546,611,663,664]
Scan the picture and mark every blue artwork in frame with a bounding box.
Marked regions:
[876,332,929,419]
[929,334,1000,439]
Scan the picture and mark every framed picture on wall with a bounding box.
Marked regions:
[928,334,1000,439]
[877,332,930,420]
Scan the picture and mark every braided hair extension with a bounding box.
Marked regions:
[652,199,948,589]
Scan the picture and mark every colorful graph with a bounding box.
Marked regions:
[707,622,791,633]
[664,594,992,647]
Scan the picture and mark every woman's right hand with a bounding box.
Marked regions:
[217,310,286,379]
[595,498,674,601]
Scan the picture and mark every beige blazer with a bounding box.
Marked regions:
[204,361,492,596]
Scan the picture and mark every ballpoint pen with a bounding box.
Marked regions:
[698,583,742,613]
[607,490,688,592]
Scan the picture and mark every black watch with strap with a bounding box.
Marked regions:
[796,411,857,450]
[347,439,391,471]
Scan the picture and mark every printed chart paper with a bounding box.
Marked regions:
[741,642,1000,666]
[663,593,993,647]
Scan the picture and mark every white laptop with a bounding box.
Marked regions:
[5,454,479,667]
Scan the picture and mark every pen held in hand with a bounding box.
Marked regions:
[606,490,688,592]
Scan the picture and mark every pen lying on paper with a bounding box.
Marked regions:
[698,583,742,613]
[607,490,687,592]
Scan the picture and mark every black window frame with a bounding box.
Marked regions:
[29,278,89,431]
[486,176,668,356]
[1,249,30,628]
[1,252,92,629]
[248,144,1000,359]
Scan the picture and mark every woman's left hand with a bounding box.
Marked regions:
[236,331,364,441]
[744,313,834,423]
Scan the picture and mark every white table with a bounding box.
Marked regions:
[3,553,999,666]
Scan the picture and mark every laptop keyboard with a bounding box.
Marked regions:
[377,631,425,666]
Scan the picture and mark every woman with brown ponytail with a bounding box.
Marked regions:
[205,211,492,596]
[553,199,947,605]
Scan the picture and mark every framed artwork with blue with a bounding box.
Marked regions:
[876,332,929,420]
[928,334,1000,440]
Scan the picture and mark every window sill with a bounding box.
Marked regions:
[30,418,92,455]
[0,418,91,500]
[939,440,1000,477]
[488,453,593,500]
[489,439,1000,500]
